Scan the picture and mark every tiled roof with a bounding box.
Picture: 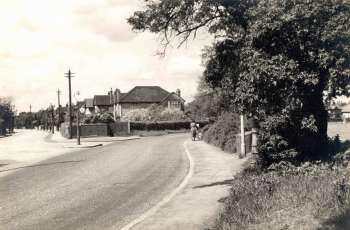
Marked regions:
[84,98,94,108]
[94,95,111,106]
[120,86,171,103]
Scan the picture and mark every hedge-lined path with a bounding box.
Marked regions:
[0,133,189,230]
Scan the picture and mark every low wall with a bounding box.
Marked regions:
[60,123,108,138]
[60,120,209,138]
[109,122,130,136]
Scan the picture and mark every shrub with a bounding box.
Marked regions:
[122,106,187,122]
[82,112,114,124]
[159,108,186,121]
[202,112,241,153]
[123,109,149,121]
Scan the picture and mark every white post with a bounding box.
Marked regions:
[113,104,116,121]
[240,114,246,157]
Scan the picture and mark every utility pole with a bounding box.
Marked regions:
[29,104,32,113]
[65,70,74,139]
[57,89,61,131]
[51,105,55,134]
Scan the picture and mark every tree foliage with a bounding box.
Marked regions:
[129,0,350,163]
[0,97,15,134]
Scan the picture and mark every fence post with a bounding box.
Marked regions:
[240,114,246,157]
[251,128,258,154]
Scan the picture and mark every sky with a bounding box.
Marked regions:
[0,0,212,112]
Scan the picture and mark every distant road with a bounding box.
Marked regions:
[0,134,189,230]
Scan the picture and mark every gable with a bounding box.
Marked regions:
[120,86,170,103]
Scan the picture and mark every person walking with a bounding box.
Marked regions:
[190,121,197,141]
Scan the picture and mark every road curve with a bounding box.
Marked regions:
[0,134,189,230]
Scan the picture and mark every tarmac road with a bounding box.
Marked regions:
[0,134,189,230]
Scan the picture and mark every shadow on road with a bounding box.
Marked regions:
[0,160,83,173]
[192,179,233,189]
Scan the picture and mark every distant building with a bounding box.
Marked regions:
[80,86,185,119]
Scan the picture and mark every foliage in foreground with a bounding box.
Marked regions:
[129,0,350,165]
[214,159,350,230]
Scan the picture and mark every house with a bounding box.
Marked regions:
[114,86,185,117]
[83,86,185,118]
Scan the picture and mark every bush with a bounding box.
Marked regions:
[122,106,187,122]
[202,112,241,153]
[123,109,149,121]
[82,112,114,124]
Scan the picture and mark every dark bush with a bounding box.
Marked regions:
[202,112,241,153]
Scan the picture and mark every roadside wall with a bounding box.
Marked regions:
[108,122,130,136]
[60,123,108,138]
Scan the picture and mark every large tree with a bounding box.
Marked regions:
[128,0,350,164]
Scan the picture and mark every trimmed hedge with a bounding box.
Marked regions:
[130,120,209,131]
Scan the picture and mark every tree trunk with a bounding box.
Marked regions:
[298,88,328,159]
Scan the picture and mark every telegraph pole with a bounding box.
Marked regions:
[57,89,61,131]
[65,70,74,139]
[29,104,32,113]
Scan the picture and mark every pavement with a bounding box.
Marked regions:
[0,129,139,178]
[0,130,246,230]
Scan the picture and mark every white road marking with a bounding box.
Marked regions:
[118,141,194,230]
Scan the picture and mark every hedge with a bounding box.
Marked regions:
[130,120,209,131]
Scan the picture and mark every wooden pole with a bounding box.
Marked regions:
[57,89,61,131]
[77,110,80,145]
[65,70,74,139]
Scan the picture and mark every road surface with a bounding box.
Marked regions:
[0,134,189,230]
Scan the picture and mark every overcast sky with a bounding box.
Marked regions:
[0,0,212,112]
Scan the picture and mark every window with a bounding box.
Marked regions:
[169,101,180,109]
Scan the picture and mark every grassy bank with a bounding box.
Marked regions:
[214,160,350,230]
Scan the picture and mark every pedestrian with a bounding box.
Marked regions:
[190,121,197,141]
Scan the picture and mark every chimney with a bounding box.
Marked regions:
[109,88,113,104]
[176,89,181,97]
[114,88,121,104]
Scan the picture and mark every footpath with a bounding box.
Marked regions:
[0,129,139,177]
[130,140,247,230]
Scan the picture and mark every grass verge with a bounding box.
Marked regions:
[214,160,350,230]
